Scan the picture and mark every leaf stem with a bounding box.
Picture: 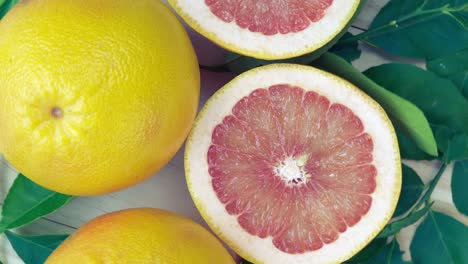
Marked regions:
[340,3,467,45]
[386,238,396,264]
[414,162,448,211]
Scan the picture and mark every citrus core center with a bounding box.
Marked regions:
[274,155,310,186]
[51,106,63,119]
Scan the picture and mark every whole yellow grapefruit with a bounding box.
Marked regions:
[0,0,200,195]
[45,208,235,263]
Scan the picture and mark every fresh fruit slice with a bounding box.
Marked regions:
[185,64,401,263]
[46,208,235,264]
[169,0,361,60]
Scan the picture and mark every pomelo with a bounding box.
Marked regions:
[45,208,235,264]
[169,0,361,60]
[185,64,401,263]
[0,0,199,195]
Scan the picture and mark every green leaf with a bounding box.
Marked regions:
[451,72,468,99]
[398,51,468,160]
[364,64,468,133]
[346,238,387,263]
[410,211,468,264]
[240,259,254,264]
[450,72,468,99]
[0,174,73,232]
[5,231,68,264]
[312,53,437,156]
[330,32,362,63]
[451,160,468,215]
[394,165,424,217]
[357,0,468,59]
[396,129,434,160]
[370,239,411,264]
[364,63,468,160]
[347,239,411,264]
[427,49,468,99]
[380,163,446,239]
[0,0,19,19]
[378,202,433,238]
[433,126,468,162]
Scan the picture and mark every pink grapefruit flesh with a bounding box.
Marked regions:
[205,0,333,35]
[169,0,361,59]
[208,84,376,254]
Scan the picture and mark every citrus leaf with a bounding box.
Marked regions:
[346,238,387,263]
[393,165,424,217]
[364,63,468,160]
[353,0,468,59]
[396,129,434,160]
[312,53,437,156]
[5,231,68,264]
[347,239,411,264]
[427,49,468,99]
[378,202,433,238]
[410,211,468,264]
[451,160,468,215]
[330,32,362,63]
[383,160,446,239]
[364,64,468,134]
[369,239,411,264]
[0,174,73,232]
[0,0,18,19]
[450,72,468,99]
[433,126,468,162]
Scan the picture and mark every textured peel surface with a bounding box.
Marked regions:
[0,0,200,195]
[46,208,234,264]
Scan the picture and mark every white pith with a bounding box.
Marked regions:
[170,0,360,59]
[185,64,400,264]
[275,156,309,185]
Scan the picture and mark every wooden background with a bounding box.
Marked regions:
[1,0,467,263]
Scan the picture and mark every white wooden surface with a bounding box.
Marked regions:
[1,0,467,263]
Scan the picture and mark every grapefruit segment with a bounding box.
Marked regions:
[186,64,401,263]
[169,0,361,59]
[313,165,377,194]
[205,0,333,36]
[317,133,374,169]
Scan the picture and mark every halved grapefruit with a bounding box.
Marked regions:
[169,0,361,60]
[185,64,401,263]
